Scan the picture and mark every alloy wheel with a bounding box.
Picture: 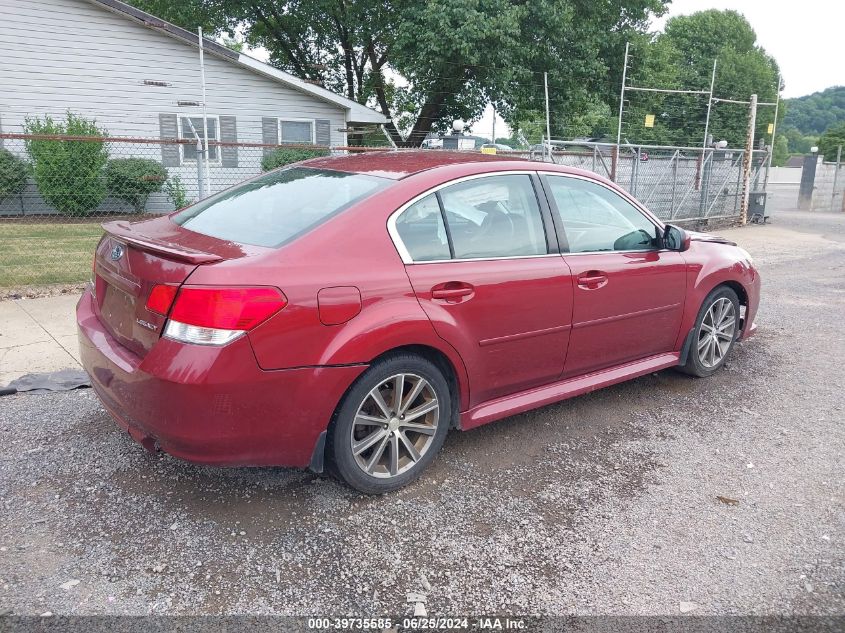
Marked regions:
[697,297,736,369]
[350,373,439,479]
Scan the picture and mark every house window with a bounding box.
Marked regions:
[180,116,219,162]
[280,119,314,144]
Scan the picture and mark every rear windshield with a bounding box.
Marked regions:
[173,167,389,248]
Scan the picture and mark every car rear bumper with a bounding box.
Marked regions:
[77,289,366,468]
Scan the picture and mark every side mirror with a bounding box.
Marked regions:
[663,224,691,252]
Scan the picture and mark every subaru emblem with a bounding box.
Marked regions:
[110,244,124,261]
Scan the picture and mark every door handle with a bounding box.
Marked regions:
[431,282,474,302]
[577,271,608,289]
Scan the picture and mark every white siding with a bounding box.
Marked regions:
[0,0,356,214]
[0,0,348,143]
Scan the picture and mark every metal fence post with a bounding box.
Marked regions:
[699,150,711,217]
[196,138,206,200]
[615,42,629,184]
[740,94,758,224]
[671,154,677,216]
[630,147,639,196]
[832,145,842,211]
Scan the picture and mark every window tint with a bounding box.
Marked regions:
[438,175,547,259]
[280,120,313,144]
[180,117,218,161]
[395,194,451,261]
[174,167,388,248]
[546,176,658,253]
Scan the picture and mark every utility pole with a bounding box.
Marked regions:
[543,72,551,158]
[491,104,496,146]
[614,41,630,182]
[702,59,717,149]
[764,75,782,192]
[198,27,211,197]
[740,94,758,224]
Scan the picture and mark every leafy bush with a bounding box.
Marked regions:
[261,147,329,171]
[24,112,109,216]
[818,121,845,162]
[104,158,168,213]
[0,148,28,198]
[164,175,192,210]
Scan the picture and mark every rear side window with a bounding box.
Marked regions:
[394,194,451,261]
[174,167,389,248]
[438,174,547,259]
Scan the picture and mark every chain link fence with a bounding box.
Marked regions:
[0,133,767,290]
[0,133,341,218]
[508,141,769,222]
[0,133,343,289]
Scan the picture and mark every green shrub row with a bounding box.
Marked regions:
[2,112,332,215]
[0,112,186,216]
[261,146,330,171]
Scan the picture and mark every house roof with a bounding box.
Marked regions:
[84,0,387,125]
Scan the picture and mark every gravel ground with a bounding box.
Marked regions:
[0,210,843,619]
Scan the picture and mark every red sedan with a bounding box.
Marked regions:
[78,151,759,493]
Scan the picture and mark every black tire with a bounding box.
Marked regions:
[678,285,741,377]
[327,353,451,494]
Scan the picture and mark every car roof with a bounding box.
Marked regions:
[302,149,521,180]
[300,149,614,190]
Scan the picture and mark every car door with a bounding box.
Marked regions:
[391,173,574,407]
[541,173,687,378]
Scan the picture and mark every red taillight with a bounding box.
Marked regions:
[146,284,179,315]
[169,286,287,330]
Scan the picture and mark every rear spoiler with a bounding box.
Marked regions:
[102,221,223,264]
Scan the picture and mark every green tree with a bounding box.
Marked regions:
[818,122,845,162]
[783,86,845,136]
[129,0,667,146]
[24,112,109,216]
[631,10,782,148]
[771,134,789,166]
[783,127,817,154]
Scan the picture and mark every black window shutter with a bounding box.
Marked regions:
[220,116,238,168]
[315,119,331,147]
[262,117,279,157]
[159,113,181,167]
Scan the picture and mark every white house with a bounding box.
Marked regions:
[0,0,387,214]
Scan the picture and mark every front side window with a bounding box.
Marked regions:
[394,194,450,261]
[180,116,219,161]
[280,120,314,144]
[545,176,658,253]
[174,167,389,248]
[438,175,547,259]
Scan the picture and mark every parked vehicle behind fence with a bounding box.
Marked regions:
[77,151,759,493]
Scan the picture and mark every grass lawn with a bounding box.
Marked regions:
[0,221,104,287]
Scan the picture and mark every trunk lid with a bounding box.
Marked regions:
[93,218,235,357]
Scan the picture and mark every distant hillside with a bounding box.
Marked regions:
[784,86,845,135]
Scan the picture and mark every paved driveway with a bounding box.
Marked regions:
[0,210,843,618]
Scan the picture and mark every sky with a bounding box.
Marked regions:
[651,0,844,98]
